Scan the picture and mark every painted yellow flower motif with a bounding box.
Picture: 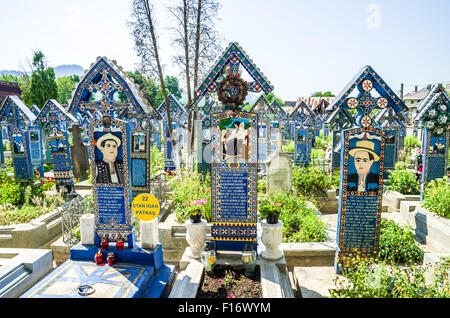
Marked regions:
[242,256,250,263]
[208,256,215,264]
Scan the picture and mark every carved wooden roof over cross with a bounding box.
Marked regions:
[414,84,448,121]
[325,106,356,131]
[414,84,449,135]
[190,42,274,112]
[0,95,36,129]
[329,65,408,128]
[156,94,187,122]
[374,107,407,128]
[196,42,274,97]
[249,94,276,122]
[34,99,78,130]
[289,101,316,126]
[315,113,330,127]
[68,57,155,120]
[270,100,287,121]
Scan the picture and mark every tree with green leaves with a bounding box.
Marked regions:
[311,91,335,97]
[0,74,21,83]
[127,71,183,109]
[264,92,284,106]
[164,75,183,101]
[27,51,58,107]
[56,75,79,105]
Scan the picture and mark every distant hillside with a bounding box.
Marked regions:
[0,64,84,78]
[0,70,23,77]
[53,64,84,78]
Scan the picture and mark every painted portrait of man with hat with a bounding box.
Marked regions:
[95,132,124,184]
[347,138,381,192]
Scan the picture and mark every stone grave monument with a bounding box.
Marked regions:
[69,123,90,180]
[265,138,293,194]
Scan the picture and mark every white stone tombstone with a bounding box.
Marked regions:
[265,150,293,194]
[140,219,159,249]
[80,214,95,245]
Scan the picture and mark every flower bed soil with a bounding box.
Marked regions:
[197,264,262,298]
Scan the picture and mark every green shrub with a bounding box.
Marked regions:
[0,194,64,225]
[292,166,332,199]
[404,135,420,149]
[378,219,424,264]
[170,170,211,223]
[331,256,449,298]
[422,177,450,218]
[330,170,341,190]
[314,134,330,150]
[311,148,325,159]
[257,177,267,194]
[150,145,165,175]
[387,162,420,195]
[282,140,294,153]
[0,171,62,225]
[258,195,283,220]
[0,172,22,206]
[43,164,54,172]
[3,141,10,151]
[263,192,327,243]
[314,137,326,149]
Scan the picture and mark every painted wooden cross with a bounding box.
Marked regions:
[344,79,389,128]
[192,42,274,252]
[413,84,450,199]
[331,65,408,273]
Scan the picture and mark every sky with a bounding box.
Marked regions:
[0,0,449,101]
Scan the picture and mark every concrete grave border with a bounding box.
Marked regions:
[400,201,450,253]
[169,248,295,298]
[0,248,53,298]
[0,193,89,249]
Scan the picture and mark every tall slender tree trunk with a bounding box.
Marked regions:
[183,0,194,170]
[183,0,192,106]
[193,0,202,97]
[189,0,203,160]
[142,0,179,169]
